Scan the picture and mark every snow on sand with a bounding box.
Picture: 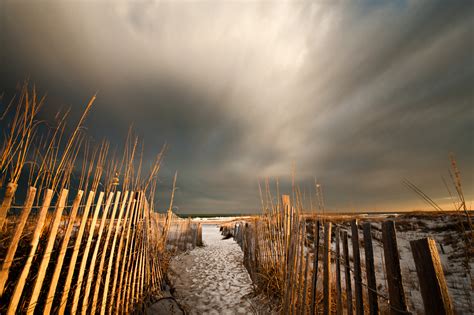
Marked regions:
[168,224,254,314]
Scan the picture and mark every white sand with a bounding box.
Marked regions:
[168,224,254,315]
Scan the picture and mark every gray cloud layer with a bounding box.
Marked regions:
[1,0,473,213]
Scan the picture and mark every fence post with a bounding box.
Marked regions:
[382,221,409,315]
[335,227,343,315]
[410,238,454,315]
[323,222,332,315]
[351,220,364,315]
[342,231,353,315]
[363,222,379,315]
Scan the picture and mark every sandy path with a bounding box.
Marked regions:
[168,224,254,315]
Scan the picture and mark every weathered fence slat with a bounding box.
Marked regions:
[131,195,146,309]
[0,183,18,231]
[137,236,146,308]
[410,238,454,315]
[283,216,296,314]
[27,188,69,315]
[342,231,353,315]
[293,222,305,314]
[43,190,84,314]
[138,241,146,308]
[131,221,142,309]
[310,220,320,315]
[109,191,135,311]
[381,220,409,315]
[78,191,114,314]
[335,227,343,315]
[90,191,122,314]
[322,222,332,315]
[7,189,53,315]
[0,187,36,295]
[116,195,139,312]
[100,191,130,315]
[58,190,98,315]
[301,251,310,315]
[363,222,379,315]
[351,220,364,315]
[70,191,112,315]
[123,193,143,313]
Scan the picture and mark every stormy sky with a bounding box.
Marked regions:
[1,0,473,214]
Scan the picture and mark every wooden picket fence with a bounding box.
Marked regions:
[225,195,459,315]
[0,185,201,314]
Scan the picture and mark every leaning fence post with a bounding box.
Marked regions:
[382,221,409,315]
[351,220,364,315]
[410,238,454,315]
[363,222,379,315]
[323,222,332,315]
[342,231,353,315]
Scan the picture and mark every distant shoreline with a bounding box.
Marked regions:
[172,209,473,218]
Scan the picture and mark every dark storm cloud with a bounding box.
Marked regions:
[1,0,472,213]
